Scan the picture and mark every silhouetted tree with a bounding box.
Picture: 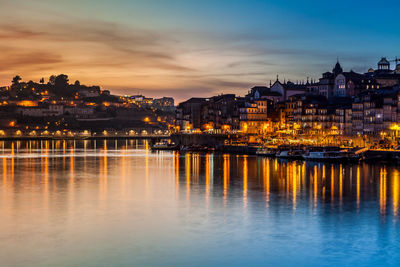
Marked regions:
[40,78,45,84]
[48,75,56,85]
[55,74,69,88]
[27,80,35,87]
[74,80,80,86]
[12,75,22,85]
[54,74,70,96]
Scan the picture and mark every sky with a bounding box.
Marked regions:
[0,0,399,102]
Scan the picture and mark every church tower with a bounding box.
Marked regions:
[378,57,390,71]
[332,60,343,76]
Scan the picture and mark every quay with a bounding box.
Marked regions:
[166,133,400,163]
[0,133,170,142]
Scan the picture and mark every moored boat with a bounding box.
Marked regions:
[256,147,277,157]
[276,150,303,160]
[303,151,345,162]
[151,142,179,150]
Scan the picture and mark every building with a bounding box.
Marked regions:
[201,94,240,131]
[246,86,283,103]
[269,80,307,101]
[64,105,95,117]
[317,61,343,99]
[175,98,208,130]
[333,71,365,97]
[368,57,400,87]
[293,95,333,135]
[239,99,271,134]
[17,104,64,117]
[351,88,398,135]
[152,97,175,112]
[79,87,100,98]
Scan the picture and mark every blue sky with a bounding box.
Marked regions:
[0,0,399,101]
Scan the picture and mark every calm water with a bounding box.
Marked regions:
[0,140,400,266]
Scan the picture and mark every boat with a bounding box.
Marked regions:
[303,151,345,162]
[151,141,178,151]
[303,146,363,162]
[341,147,366,162]
[256,147,277,157]
[180,145,214,152]
[276,149,303,160]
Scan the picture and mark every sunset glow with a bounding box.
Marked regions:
[1,0,399,101]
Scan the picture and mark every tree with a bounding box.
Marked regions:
[12,75,22,85]
[55,74,69,88]
[27,80,35,87]
[54,74,70,96]
[48,75,56,85]
[74,80,80,86]
[40,77,45,84]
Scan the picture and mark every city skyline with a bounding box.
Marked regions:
[1,0,399,102]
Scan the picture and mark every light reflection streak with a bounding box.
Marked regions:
[357,166,360,211]
[339,164,343,206]
[99,140,108,200]
[69,144,75,201]
[185,153,191,200]
[264,159,270,204]
[380,167,387,216]
[393,170,399,217]
[292,162,297,210]
[145,140,149,196]
[286,164,290,202]
[243,155,248,208]
[192,153,200,184]
[223,154,230,205]
[205,154,210,205]
[314,165,318,210]
[2,157,7,191]
[174,152,179,199]
[120,148,127,197]
[331,165,334,204]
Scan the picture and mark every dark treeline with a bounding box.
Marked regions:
[4,74,101,99]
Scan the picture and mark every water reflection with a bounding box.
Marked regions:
[0,140,400,266]
[0,140,399,219]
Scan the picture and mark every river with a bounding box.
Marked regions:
[0,140,399,266]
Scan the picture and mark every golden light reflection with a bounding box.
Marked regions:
[339,164,343,206]
[185,153,191,200]
[99,141,108,200]
[223,154,230,204]
[292,162,297,210]
[192,153,200,184]
[286,164,290,201]
[43,154,49,208]
[264,159,270,204]
[175,152,179,199]
[243,155,248,207]
[145,141,149,195]
[2,158,7,190]
[69,146,75,190]
[357,166,360,210]
[392,169,399,217]
[314,165,318,210]
[120,148,127,197]
[380,167,387,216]
[205,154,210,204]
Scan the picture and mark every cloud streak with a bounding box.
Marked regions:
[0,0,395,102]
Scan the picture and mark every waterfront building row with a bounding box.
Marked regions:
[176,57,400,137]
